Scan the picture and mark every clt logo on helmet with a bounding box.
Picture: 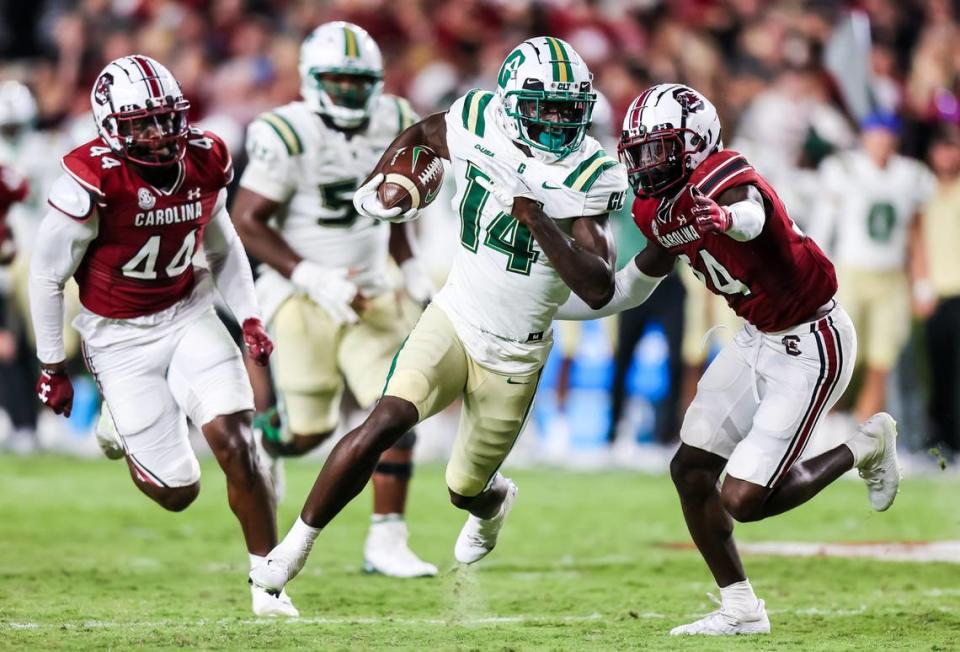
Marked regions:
[93,73,114,107]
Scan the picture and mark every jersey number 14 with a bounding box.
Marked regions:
[458,162,540,275]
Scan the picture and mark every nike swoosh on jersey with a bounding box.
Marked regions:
[506,377,530,385]
[541,181,561,190]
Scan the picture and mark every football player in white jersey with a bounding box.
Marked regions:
[809,112,935,422]
[250,37,628,597]
[232,22,436,578]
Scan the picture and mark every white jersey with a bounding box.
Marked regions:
[432,89,627,375]
[813,150,935,270]
[239,95,417,315]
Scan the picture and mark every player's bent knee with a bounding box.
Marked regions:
[152,483,200,512]
[720,482,767,523]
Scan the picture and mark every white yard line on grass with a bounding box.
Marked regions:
[9,603,951,632]
[736,540,960,563]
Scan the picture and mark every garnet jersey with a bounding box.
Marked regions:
[634,150,837,332]
[54,129,233,319]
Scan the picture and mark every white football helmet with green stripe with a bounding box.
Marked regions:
[299,21,384,128]
[494,37,596,162]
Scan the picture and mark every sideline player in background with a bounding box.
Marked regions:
[250,37,627,596]
[809,113,935,422]
[556,84,902,635]
[28,56,297,617]
[232,22,436,578]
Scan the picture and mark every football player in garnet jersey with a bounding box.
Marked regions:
[28,56,297,617]
[555,84,903,635]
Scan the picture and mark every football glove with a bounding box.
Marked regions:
[353,173,419,224]
[242,318,273,366]
[400,258,434,306]
[36,367,74,417]
[689,186,732,237]
[291,260,360,325]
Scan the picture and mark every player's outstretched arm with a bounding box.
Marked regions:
[203,191,273,365]
[555,242,675,320]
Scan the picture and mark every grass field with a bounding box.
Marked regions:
[0,455,958,650]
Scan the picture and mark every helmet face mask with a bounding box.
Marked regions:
[507,87,595,156]
[619,128,701,198]
[110,100,190,167]
[311,70,383,112]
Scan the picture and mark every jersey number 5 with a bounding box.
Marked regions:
[121,230,197,280]
[459,162,539,275]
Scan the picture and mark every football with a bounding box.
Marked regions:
[377,145,444,213]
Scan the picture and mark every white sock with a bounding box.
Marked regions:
[844,429,876,467]
[281,516,321,553]
[720,579,760,615]
[371,513,403,524]
[249,553,265,570]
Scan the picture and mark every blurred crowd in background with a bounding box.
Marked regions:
[2,0,960,472]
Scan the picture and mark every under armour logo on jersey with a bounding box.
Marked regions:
[187,188,201,200]
[137,188,156,210]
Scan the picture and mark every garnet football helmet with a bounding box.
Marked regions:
[90,55,190,167]
[494,37,596,161]
[619,84,721,198]
[299,22,384,128]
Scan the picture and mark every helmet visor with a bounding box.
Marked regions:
[619,131,686,197]
[114,100,189,166]
[507,90,595,154]
[313,71,382,110]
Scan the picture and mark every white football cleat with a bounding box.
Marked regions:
[363,517,437,578]
[249,547,309,595]
[250,584,299,618]
[454,476,518,565]
[670,599,770,636]
[855,412,902,511]
[94,408,125,460]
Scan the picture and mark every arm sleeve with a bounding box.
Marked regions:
[724,184,766,242]
[29,205,99,363]
[237,119,296,202]
[203,188,261,324]
[555,257,665,320]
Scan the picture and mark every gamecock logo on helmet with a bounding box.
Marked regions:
[93,73,114,107]
[672,88,704,113]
